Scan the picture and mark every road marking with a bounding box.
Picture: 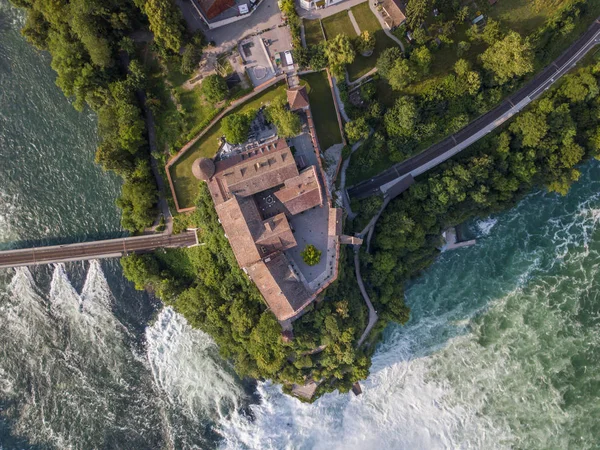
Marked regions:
[508,98,515,108]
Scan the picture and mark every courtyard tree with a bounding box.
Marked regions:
[201,74,228,102]
[480,31,534,84]
[222,109,256,144]
[266,97,302,138]
[356,31,375,56]
[301,244,322,266]
[345,117,369,143]
[325,34,355,76]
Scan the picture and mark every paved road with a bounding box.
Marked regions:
[348,19,600,200]
[0,231,199,269]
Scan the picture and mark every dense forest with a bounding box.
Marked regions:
[9,0,188,232]
[361,61,600,314]
[122,184,374,396]
[344,0,594,184]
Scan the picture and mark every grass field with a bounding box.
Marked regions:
[301,71,343,151]
[304,19,325,47]
[169,82,289,209]
[347,2,401,81]
[322,11,357,40]
[487,0,571,36]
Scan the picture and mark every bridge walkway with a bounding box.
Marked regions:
[0,231,199,269]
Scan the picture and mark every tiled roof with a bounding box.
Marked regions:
[216,196,296,267]
[216,196,263,267]
[248,253,313,321]
[275,166,323,215]
[382,0,407,28]
[196,0,235,19]
[209,140,299,205]
[287,87,310,110]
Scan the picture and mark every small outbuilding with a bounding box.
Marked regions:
[287,86,310,111]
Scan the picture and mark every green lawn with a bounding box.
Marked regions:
[321,11,357,40]
[348,29,398,81]
[487,0,570,36]
[304,19,325,47]
[301,71,343,151]
[169,82,290,209]
[347,2,401,81]
[350,1,380,32]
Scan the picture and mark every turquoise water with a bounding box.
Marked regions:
[2,1,600,448]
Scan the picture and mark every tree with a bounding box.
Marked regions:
[309,43,327,70]
[457,40,470,57]
[385,59,418,90]
[222,110,256,143]
[301,245,322,266]
[410,46,432,75]
[480,31,534,84]
[356,31,375,56]
[201,74,228,102]
[266,97,302,137]
[345,117,369,143]
[377,47,403,78]
[406,0,430,28]
[117,160,158,232]
[143,0,185,53]
[325,34,355,76]
[385,96,418,137]
[181,44,201,74]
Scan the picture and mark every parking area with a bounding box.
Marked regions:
[240,36,276,86]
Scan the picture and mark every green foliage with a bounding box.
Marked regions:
[122,184,371,398]
[376,47,403,78]
[480,31,534,84]
[356,30,375,56]
[143,0,185,53]
[222,109,256,144]
[308,43,328,70]
[406,0,430,29]
[117,160,158,232]
[301,244,322,266]
[181,44,202,74]
[265,97,302,138]
[410,46,432,75]
[200,74,228,103]
[366,64,600,321]
[385,96,418,138]
[345,117,369,143]
[11,0,160,233]
[325,34,355,76]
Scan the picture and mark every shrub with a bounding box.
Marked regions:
[301,244,322,266]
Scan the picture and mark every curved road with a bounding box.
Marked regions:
[348,18,600,200]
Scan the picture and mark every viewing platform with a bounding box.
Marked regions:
[0,231,199,269]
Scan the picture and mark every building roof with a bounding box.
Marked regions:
[287,87,310,110]
[208,139,298,205]
[382,0,406,28]
[196,0,236,20]
[216,196,263,267]
[275,166,323,215]
[191,157,215,181]
[247,253,313,321]
[216,196,296,267]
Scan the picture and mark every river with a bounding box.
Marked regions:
[1,2,599,449]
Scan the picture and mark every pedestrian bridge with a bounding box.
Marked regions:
[0,231,199,269]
